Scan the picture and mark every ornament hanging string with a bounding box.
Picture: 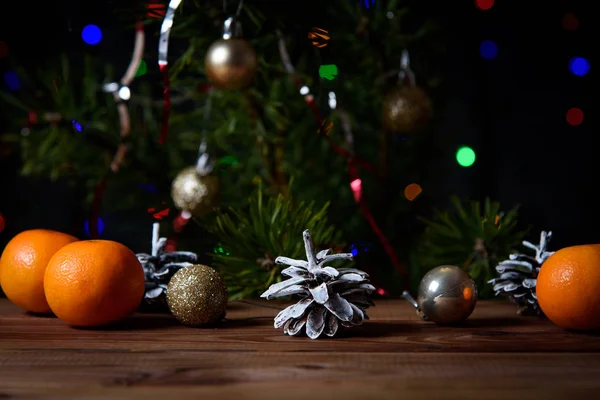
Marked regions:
[276,31,374,173]
[277,32,408,287]
[223,0,244,16]
[170,92,215,245]
[89,21,145,238]
[158,0,184,145]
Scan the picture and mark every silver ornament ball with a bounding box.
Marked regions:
[404,265,477,325]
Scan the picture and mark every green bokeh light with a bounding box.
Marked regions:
[135,60,147,77]
[456,146,476,167]
[319,64,338,80]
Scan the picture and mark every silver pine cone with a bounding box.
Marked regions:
[136,223,198,311]
[261,229,375,339]
[488,231,555,316]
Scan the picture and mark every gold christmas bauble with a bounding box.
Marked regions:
[205,39,257,90]
[171,167,219,217]
[166,264,228,326]
[382,85,433,134]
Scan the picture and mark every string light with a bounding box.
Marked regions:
[308,27,329,48]
[479,40,498,59]
[135,60,148,77]
[456,146,476,167]
[350,179,362,202]
[3,71,19,90]
[84,218,105,237]
[568,57,590,76]
[475,0,494,11]
[72,120,83,132]
[562,13,579,30]
[404,183,422,201]
[82,25,102,45]
[566,107,584,126]
[319,64,338,80]
[360,0,375,8]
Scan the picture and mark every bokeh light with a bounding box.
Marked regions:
[568,57,590,76]
[456,146,476,167]
[72,120,83,132]
[82,25,102,45]
[135,60,147,77]
[479,40,498,59]
[0,213,5,233]
[84,218,105,237]
[404,183,423,201]
[566,107,584,126]
[562,13,579,30]
[147,1,167,18]
[0,40,8,59]
[475,0,494,11]
[3,71,19,90]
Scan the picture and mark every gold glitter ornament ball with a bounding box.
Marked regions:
[205,39,257,90]
[382,85,433,134]
[166,264,228,326]
[171,167,219,217]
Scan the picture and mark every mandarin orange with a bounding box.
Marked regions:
[0,229,78,313]
[537,244,600,330]
[44,240,145,327]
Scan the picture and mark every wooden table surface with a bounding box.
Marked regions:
[1,298,600,399]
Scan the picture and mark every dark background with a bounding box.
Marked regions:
[0,0,596,252]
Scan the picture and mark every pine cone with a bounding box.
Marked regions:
[261,230,375,339]
[136,224,198,311]
[488,231,554,316]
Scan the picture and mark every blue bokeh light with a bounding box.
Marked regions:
[568,57,590,76]
[479,40,498,59]
[82,24,102,45]
[4,71,19,90]
[84,218,105,237]
[72,120,83,132]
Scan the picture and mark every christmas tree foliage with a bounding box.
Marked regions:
[207,180,342,299]
[417,196,529,298]
[0,0,492,295]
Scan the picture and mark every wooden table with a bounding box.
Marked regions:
[1,298,600,399]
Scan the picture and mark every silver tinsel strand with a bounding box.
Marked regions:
[261,229,375,339]
[136,223,198,311]
[488,231,555,316]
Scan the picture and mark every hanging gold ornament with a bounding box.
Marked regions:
[382,50,433,135]
[166,264,228,326]
[382,85,432,134]
[171,166,219,217]
[205,16,257,90]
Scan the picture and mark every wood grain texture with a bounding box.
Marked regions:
[1,298,600,399]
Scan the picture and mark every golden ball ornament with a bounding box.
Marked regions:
[205,39,257,90]
[166,264,228,326]
[171,166,219,217]
[382,85,433,134]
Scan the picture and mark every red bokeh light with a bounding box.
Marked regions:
[566,108,584,126]
[147,1,167,18]
[0,41,8,59]
[562,13,579,30]
[475,0,494,11]
[0,213,5,233]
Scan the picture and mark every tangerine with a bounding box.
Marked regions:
[537,244,600,330]
[0,229,78,313]
[44,240,145,327]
